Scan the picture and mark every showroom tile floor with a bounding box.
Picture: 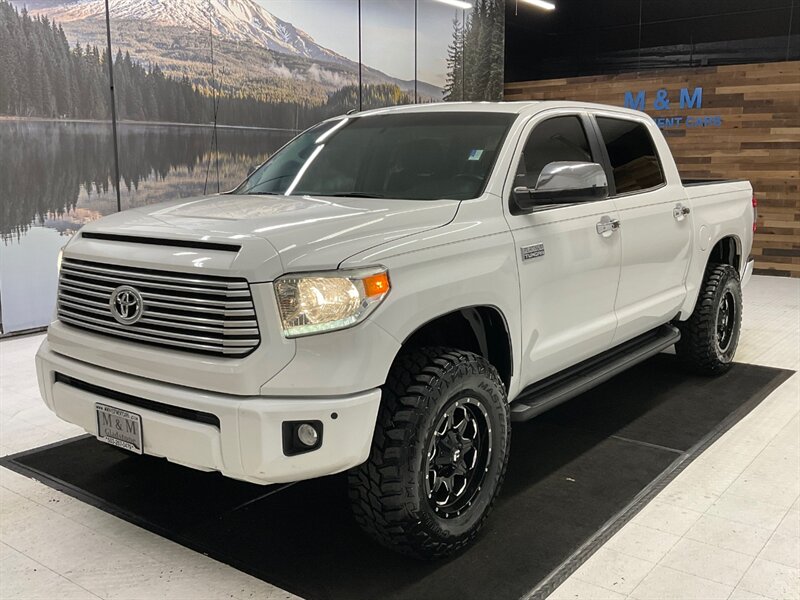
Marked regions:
[1,274,798,600]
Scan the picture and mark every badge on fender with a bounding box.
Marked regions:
[520,243,545,261]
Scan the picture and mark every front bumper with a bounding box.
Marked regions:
[36,340,381,485]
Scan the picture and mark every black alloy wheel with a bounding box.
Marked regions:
[425,397,492,519]
[716,290,736,353]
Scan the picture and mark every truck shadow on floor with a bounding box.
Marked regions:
[1,356,792,600]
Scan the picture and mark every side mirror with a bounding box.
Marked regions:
[513,161,609,212]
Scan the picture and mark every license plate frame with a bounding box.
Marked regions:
[95,403,143,454]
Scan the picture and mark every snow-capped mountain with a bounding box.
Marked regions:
[16,0,443,100]
[42,0,348,64]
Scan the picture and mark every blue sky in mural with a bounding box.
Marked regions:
[259,0,460,87]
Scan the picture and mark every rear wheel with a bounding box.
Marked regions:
[676,263,742,375]
[348,347,510,559]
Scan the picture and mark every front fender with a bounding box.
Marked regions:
[261,198,521,398]
[341,200,522,397]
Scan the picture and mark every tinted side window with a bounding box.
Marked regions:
[596,117,665,194]
[516,116,592,189]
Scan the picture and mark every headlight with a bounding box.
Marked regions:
[274,268,390,337]
[56,248,64,274]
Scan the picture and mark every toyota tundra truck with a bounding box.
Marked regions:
[37,101,756,558]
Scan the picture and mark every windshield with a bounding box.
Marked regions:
[234,112,515,200]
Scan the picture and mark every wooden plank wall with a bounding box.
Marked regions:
[505,61,800,277]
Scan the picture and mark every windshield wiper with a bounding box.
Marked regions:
[324,192,384,198]
[247,191,280,195]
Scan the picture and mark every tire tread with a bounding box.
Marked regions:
[348,347,509,559]
[676,263,741,375]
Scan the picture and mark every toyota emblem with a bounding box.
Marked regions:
[109,285,144,325]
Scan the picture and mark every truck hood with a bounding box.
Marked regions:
[76,194,459,280]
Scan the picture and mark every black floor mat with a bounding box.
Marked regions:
[1,356,792,600]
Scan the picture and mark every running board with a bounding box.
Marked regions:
[510,324,681,422]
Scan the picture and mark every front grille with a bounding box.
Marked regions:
[57,258,260,356]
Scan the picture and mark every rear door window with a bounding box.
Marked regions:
[595,117,665,194]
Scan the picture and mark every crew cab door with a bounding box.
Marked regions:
[589,114,693,343]
[504,112,622,387]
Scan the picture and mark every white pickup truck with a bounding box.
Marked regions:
[38,101,756,558]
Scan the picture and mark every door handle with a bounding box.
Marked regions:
[596,217,620,236]
[673,204,691,221]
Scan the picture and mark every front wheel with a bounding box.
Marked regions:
[348,348,510,559]
[676,263,743,375]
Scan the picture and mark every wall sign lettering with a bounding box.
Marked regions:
[623,87,723,129]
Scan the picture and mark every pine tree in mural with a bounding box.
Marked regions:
[0,1,421,127]
[483,0,505,101]
[0,1,322,126]
[443,0,504,102]
[443,17,465,101]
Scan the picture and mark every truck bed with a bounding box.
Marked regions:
[683,178,753,202]
[681,178,748,187]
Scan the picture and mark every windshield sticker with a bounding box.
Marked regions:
[468,149,484,161]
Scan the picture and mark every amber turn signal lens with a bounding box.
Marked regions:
[363,272,390,297]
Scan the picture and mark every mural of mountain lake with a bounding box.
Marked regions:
[0,119,295,334]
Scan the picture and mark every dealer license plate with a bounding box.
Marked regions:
[95,403,143,454]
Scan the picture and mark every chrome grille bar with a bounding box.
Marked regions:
[61,261,248,288]
[57,258,261,356]
[61,267,251,297]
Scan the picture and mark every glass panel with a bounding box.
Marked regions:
[256,0,360,115]
[462,0,506,101]
[0,2,114,332]
[106,1,302,210]
[596,117,665,194]
[418,0,469,102]
[361,0,415,109]
[239,113,515,200]
[516,116,593,188]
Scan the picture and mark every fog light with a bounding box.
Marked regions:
[297,423,319,447]
[282,420,324,456]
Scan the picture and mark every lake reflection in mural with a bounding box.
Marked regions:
[0,119,293,332]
